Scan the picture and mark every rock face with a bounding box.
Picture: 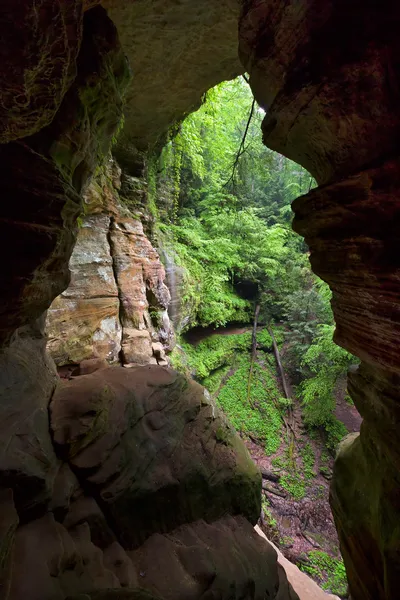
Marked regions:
[0,318,60,522]
[100,0,243,165]
[46,159,173,367]
[1,1,400,599]
[0,4,129,346]
[131,516,298,600]
[238,2,400,599]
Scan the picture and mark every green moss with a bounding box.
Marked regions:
[300,550,348,596]
[325,418,348,452]
[202,364,231,395]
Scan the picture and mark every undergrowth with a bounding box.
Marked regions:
[216,353,284,455]
[300,550,348,596]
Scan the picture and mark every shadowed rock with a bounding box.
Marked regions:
[50,365,261,548]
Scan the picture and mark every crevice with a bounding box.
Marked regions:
[107,216,125,365]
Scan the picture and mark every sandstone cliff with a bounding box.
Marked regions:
[46,158,173,368]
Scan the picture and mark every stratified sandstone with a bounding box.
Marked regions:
[46,214,122,365]
[46,159,172,366]
[239,0,400,185]
[0,5,129,346]
[1,1,399,599]
[239,2,400,599]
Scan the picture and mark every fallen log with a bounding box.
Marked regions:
[260,468,281,483]
[262,481,287,498]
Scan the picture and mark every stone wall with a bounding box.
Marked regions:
[46,158,173,367]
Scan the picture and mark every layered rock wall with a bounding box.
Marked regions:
[1,1,400,599]
[46,159,173,367]
[239,2,400,598]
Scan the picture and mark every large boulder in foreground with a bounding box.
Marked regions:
[129,516,299,600]
[50,365,261,548]
[8,514,299,600]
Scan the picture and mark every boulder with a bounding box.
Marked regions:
[50,366,261,548]
[130,516,299,600]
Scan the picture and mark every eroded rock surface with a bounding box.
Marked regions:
[131,516,299,600]
[50,365,261,548]
[239,3,400,598]
[0,5,129,346]
[0,319,60,522]
[46,159,173,366]
[0,363,297,600]
[101,0,242,162]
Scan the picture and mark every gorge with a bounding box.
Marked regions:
[1,2,400,600]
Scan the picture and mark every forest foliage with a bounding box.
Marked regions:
[154,77,356,444]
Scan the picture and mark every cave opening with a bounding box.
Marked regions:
[0,2,399,600]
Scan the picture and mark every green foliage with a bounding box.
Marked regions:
[257,329,273,350]
[182,332,252,379]
[155,78,320,331]
[280,472,306,501]
[216,354,283,455]
[202,365,231,395]
[298,323,356,447]
[155,75,357,450]
[324,418,348,452]
[300,551,348,596]
[301,442,316,480]
[261,497,281,544]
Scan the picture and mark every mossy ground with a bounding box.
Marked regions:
[172,328,323,501]
[172,326,348,595]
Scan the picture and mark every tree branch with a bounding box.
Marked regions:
[223,97,256,188]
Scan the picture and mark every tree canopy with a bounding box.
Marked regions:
[153,76,356,441]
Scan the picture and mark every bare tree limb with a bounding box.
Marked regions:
[223,97,256,188]
[262,482,287,498]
